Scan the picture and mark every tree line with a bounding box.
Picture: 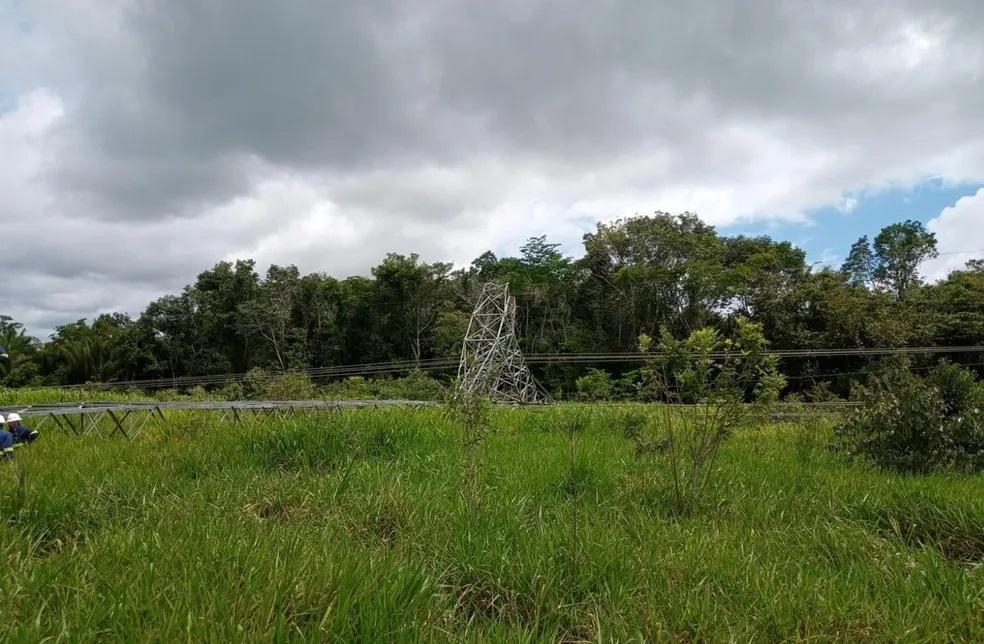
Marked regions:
[2,213,982,397]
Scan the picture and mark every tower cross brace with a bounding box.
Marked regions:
[457,282,545,403]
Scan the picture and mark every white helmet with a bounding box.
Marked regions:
[6,413,21,423]
[0,415,5,425]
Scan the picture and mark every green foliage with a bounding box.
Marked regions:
[913,262,984,346]
[322,372,447,401]
[641,318,785,513]
[215,381,245,401]
[574,368,613,401]
[872,220,938,299]
[241,367,270,398]
[433,310,470,357]
[244,419,351,472]
[444,384,493,510]
[583,213,726,338]
[648,317,786,406]
[237,265,307,370]
[0,408,983,640]
[371,253,454,361]
[324,375,375,399]
[0,213,980,401]
[0,316,42,387]
[617,409,648,440]
[186,385,211,401]
[841,235,876,288]
[263,372,316,400]
[617,408,669,458]
[0,387,204,407]
[843,220,938,299]
[835,363,984,473]
[386,370,447,400]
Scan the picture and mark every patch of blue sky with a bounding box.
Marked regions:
[720,179,984,270]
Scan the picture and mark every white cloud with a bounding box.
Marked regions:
[923,188,984,280]
[816,249,842,269]
[3,0,984,337]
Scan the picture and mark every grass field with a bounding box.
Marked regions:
[0,406,982,642]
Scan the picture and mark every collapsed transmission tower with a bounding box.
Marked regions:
[457,283,545,403]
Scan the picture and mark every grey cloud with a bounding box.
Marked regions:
[3,0,984,335]
[34,0,984,218]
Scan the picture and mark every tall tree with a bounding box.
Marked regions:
[965,258,984,274]
[915,260,984,346]
[371,254,453,362]
[238,265,306,370]
[0,316,41,386]
[6,212,980,396]
[841,236,876,288]
[722,235,809,344]
[582,213,725,345]
[42,314,153,384]
[872,220,938,299]
[295,273,344,367]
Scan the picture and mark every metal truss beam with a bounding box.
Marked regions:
[457,282,545,403]
[4,399,435,440]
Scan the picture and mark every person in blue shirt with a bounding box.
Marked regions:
[5,413,37,445]
[0,416,14,460]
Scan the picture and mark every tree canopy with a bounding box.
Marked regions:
[2,213,979,398]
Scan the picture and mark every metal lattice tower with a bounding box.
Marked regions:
[457,282,545,403]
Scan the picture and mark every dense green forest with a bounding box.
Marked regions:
[2,213,982,397]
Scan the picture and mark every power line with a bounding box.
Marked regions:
[783,359,984,381]
[48,345,984,391]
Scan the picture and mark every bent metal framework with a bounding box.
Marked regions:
[457,282,545,403]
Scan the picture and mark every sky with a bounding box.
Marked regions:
[2,1,984,339]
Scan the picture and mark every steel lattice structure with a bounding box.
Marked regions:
[2,399,433,439]
[457,282,545,403]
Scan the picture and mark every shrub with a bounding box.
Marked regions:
[264,372,316,400]
[803,381,841,403]
[834,363,984,473]
[610,368,652,401]
[640,318,785,513]
[242,368,270,399]
[186,385,210,401]
[323,376,375,400]
[574,369,613,401]
[322,372,446,401]
[216,381,245,401]
[444,384,492,510]
[382,370,446,401]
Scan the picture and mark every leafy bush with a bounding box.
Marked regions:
[264,372,316,400]
[242,368,270,398]
[381,370,446,400]
[186,386,211,401]
[323,376,375,399]
[574,369,613,401]
[803,381,841,403]
[323,372,446,401]
[444,384,492,510]
[215,381,245,401]
[640,318,785,513]
[613,369,647,400]
[834,363,984,473]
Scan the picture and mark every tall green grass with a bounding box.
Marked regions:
[0,386,199,407]
[0,407,982,641]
